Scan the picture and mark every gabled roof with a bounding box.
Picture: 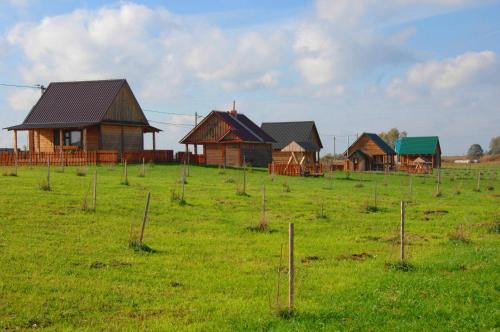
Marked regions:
[180,111,275,144]
[345,133,395,156]
[5,79,154,130]
[396,136,440,155]
[260,121,323,151]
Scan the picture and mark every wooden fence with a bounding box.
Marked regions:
[268,163,324,176]
[0,150,173,166]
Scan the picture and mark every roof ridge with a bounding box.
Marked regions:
[232,113,263,142]
[50,79,126,84]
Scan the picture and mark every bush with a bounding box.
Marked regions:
[76,168,87,176]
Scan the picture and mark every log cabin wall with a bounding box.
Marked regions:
[225,143,240,166]
[36,129,54,152]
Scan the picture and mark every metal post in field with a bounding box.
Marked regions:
[400,201,405,261]
[288,223,294,312]
[139,192,151,245]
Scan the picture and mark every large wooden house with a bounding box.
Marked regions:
[4,79,167,165]
[180,110,274,167]
[395,136,441,172]
[344,133,395,171]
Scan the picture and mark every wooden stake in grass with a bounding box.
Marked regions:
[122,160,129,185]
[92,170,97,211]
[261,184,266,221]
[400,200,405,261]
[276,243,284,311]
[475,171,481,192]
[243,157,247,194]
[47,157,51,190]
[288,223,294,313]
[139,192,151,245]
[60,149,64,173]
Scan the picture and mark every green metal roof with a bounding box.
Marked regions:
[396,136,440,155]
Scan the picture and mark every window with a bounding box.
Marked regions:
[53,130,82,147]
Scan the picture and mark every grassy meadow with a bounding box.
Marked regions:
[0,163,498,331]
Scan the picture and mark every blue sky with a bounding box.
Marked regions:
[0,0,499,154]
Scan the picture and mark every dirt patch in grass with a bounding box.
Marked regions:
[301,256,322,263]
[423,210,448,215]
[90,260,132,269]
[336,252,373,261]
[170,281,182,287]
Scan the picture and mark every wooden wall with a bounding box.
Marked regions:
[184,114,230,144]
[35,129,54,152]
[103,84,147,123]
[100,124,144,152]
[86,126,99,151]
[271,150,315,164]
[205,144,223,165]
[349,135,386,156]
[241,143,272,167]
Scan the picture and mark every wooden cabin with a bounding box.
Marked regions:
[344,133,395,171]
[180,110,274,167]
[261,121,322,161]
[4,79,167,164]
[395,136,441,172]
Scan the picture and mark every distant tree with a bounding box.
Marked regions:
[467,144,484,159]
[379,128,407,148]
[489,136,500,155]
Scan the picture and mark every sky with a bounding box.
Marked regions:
[0,0,499,155]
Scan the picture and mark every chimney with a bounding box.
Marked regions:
[229,100,237,116]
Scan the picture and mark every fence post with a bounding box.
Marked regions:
[261,184,266,219]
[288,222,294,312]
[400,200,405,261]
[476,171,481,191]
[243,157,247,194]
[47,157,51,189]
[124,160,128,184]
[60,148,64,172]
[92,170,97,211]
[139,192,151,245]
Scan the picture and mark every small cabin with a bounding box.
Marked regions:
[344,133,395,171]
[180,110,274,167]
[395,136,441,172]
[3,79,168,165]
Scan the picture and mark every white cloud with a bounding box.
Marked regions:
[7,89,40,112]
[387,51,499,103]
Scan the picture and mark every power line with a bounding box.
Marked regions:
[0,83,42,89]
[147,119,194,128]
[144,109,204,118]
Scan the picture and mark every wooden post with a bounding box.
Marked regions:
[13,130,18,157]
[120,126,124,162]
[476,171,481,191]
[243,157,247,194]
[37,130,41,153]
[152,132,156,163]
[59,129,64,172]
[400,201,405,261]
[124,160,128,184]
[261,184,266,219]
[47,157,51,189]
[181,166,186,201]
[409,174,413,198]
[139,192,151,245]
[142,157,145,176]
[83,128,87,152]
[288,222,294,312]
[92,170,97,211]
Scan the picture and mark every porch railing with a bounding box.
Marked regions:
[0,150,174,166]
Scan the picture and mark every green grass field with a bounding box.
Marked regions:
[0,163,498,331]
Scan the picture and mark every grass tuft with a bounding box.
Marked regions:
[76,167,87,176]
[128,240,155,252]
[449,224,471,244]
[385,261,416,272]
[39,180,51,191]
[282,181,291,193]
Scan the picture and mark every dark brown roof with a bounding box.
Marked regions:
[5,79,156,131]
[260,121,323,151]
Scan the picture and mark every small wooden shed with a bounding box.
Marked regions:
[180,110,275,167]
[344,133,395,171]
[395,136,441,171]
